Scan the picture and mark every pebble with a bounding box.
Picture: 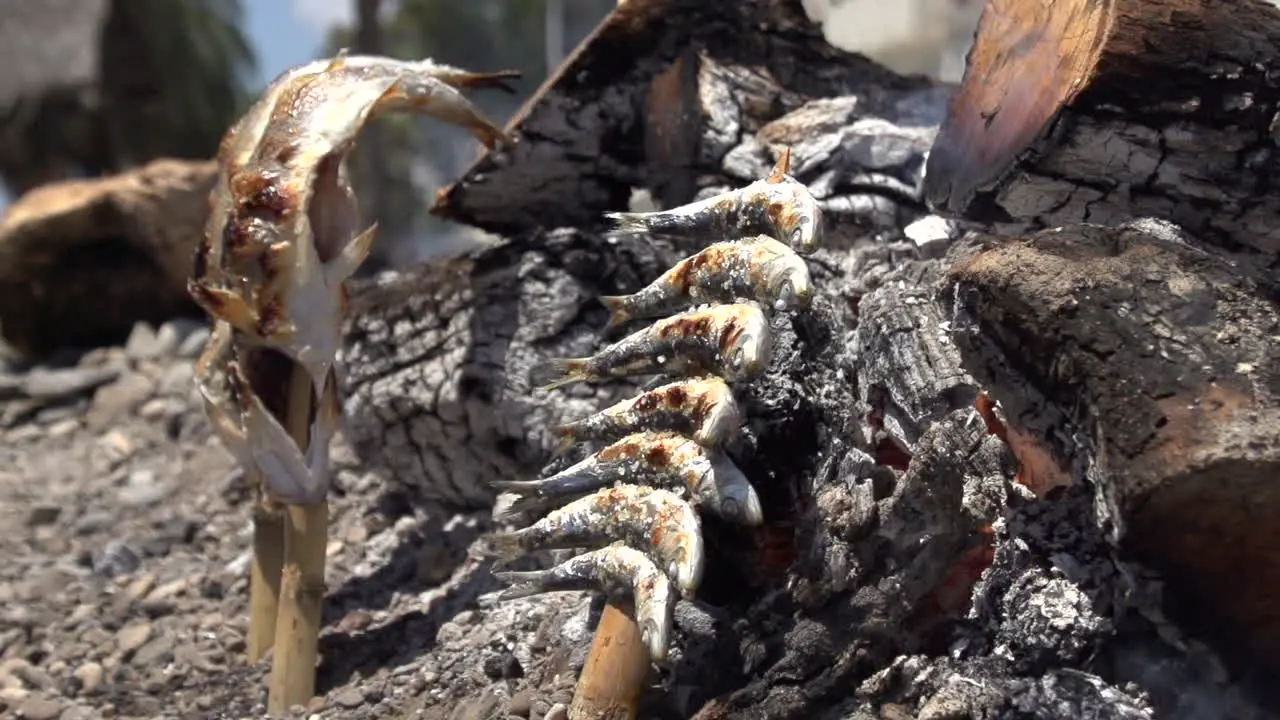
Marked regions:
[92,541,141,578]
[331,687,365,709]
[22,366,120,400]
[126,575,157,600]
[125,323,175,361]
[15,696,62,720]
[86,373,155,428]
[131,635,174,667]
[176,326,211,359]
[47,418,80,438]
[118,470,172,507]
[115,624,153,655]
[544,703,569,720]
[25,505,61,527]
[72,663,103,695]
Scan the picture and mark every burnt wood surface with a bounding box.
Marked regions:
[336,0,1280,716]
[924,0,1280,276]
[945,219,1280,685]
[429,0,935,237]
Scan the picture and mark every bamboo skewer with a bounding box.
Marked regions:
[266,363,328,711]
[566,5,652,715]
[247,488,284,662]
[569,599,650,720]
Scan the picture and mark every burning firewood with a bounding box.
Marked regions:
[189,52,519,711]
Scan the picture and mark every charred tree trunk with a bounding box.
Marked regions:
[923,0,1280,274]
[338,0,1280,716]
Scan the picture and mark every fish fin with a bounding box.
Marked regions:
[189,283,259,334]
[548,424,578,458]
[534,357,592,392]
[489,479,542,494]
[323,223,378,287]
[603,211,650,234]
[491,490,549,523]
[597,295,632,333]
[477,531,528,564]
[490,570,555,601]
[448,69,523,94]
[767,146,792,183]
[324,48,350,72]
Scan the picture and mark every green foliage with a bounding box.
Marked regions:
[0,0,258,194]
[101,0,259,165]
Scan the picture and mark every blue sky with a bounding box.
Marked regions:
[246,0,353,89]
[0,1,350,210]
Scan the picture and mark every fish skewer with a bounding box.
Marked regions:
[192,52,521,397]
[492,430,763,526]
[598,235,812,332]
[550,375,743,456]
[195,321,342,504]
[604,148,824,255]
[491,545,677,663]
[538,302,772,391]
[482,484,705,599]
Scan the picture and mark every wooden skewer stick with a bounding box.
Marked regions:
[247,483,283,662]
[569,598,651,720]
[566,6,656,717]
[266,364,329,712]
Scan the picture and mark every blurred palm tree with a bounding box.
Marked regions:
[0,0,256,196]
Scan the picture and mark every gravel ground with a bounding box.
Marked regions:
[0,320,586,720]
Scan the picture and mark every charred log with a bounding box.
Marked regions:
[338,0,1279,717]
[943,219,1280,685]
[429,0,935,237]
[923,0,1280,275]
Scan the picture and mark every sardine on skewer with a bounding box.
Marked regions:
[604,148,824,255]
[491,545,676,662]
[536,302,772,391]
[194,321,341,504]
[492,430,763,526]
[191,52,521,397]
[482,484,705,599]
[598,235,813,332]
[550,375,742,456]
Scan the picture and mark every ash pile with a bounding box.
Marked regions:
[338,1,1280,718]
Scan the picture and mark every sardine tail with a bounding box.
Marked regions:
[451,69,523,94]
[603,211,650,235]
[491,490,550,523]
[534,357,591,392]
[490,571,549,601]
[548,424,578,458]
[767,146,792,183]
[597,295,632,333]
[477,531,527,563]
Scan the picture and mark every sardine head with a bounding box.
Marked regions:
[785,192,824,255]
[716,478,764,527]
[695,385,744,448]
[724,307,772,381]
[636,580,674,663]
[767,257,814,312]
[668,535,706,600]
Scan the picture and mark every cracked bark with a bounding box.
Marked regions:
[338,0,1280,717]
[923,0,1280,277]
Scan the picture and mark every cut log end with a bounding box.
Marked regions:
[924,0,1114,214]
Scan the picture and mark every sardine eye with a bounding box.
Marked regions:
[720,496,742,521]
[641,618,663,656]
[776,280,796,310]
